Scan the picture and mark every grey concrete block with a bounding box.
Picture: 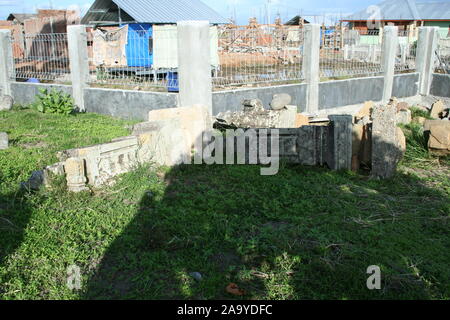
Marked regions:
[431,74,450,98]
[0,95,13,111]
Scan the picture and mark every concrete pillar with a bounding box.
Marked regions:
[381,26,398,102]
[0,30,13,97]
[416,27,439,96]
[327,115,353,171]
[177,20,213,118]
[302,24,320,115]
[67,25,89,112]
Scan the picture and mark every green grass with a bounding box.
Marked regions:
[0,109,449,300]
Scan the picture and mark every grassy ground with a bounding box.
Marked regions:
[0,109,449,300]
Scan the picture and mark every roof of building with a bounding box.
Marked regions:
[81,0,229,25]
[7,13,38,24]
[285,16,311,26]
[344,0,450,21]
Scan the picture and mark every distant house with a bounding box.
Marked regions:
[81,0,228,70]
[342,0,450,38]
[7,14,38,25]
[284,16,310,26]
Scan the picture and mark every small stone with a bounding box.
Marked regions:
[0,132,8,150]
[430,100,445,119]
[0,95,14,111]
[21,170,45,191]
[396,109,412,125]
[189,272,203,281]
[270,93,292,111]
[389,97,398,107]
[396,102,409,113]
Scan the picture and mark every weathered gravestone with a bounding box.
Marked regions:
[0,95,14,111]
[371,104,404,179]
[0,132,8,150]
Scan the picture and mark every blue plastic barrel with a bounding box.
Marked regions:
[167,71,179,92]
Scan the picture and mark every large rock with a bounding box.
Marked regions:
[424,120,450,154]
[0,132,8,150]
[0,95,13,111]
[430,100,445,119]
[355,101,374,120]
[270,93,292,111]
[371,104,403,179]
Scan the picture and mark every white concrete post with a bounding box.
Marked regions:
[381,26,398,102]
[67,25,90,112]
[177,20,213,117]
[302,24,320,115]
[416,27,439,96]
[0,30,13,97]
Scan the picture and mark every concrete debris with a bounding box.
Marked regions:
[0,95,14,111]
[396,101,409,112]
[243,99,264,113]
[355,101,374,121]
[295,113,310,128]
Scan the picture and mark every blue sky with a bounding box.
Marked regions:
[0,0,446,25]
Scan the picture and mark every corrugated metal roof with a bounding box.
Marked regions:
[82,0,228,25]
[344,0,450,21]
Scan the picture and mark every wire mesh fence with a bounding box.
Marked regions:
[212,25,305,89]
[10,33,71,83]
[320,29,383,79]
[395,30,418,73]
[435,37,450,74]
[87,25,178,91]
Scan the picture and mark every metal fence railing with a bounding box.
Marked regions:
[10,33,70,83]
[435,37,450,74]
[320,29,383,79]
[395,30,418,73]
[212,26,305,89]
[87,26,178,91]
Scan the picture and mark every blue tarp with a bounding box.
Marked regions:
[126,23,153,67]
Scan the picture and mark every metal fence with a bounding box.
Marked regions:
[435,37,450,74]
[87,26,178,91]
[10,33,70,83]
[320,29,383,79]
[212,26,305,89]
[395,30,417,73]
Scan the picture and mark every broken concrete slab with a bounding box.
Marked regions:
[295,113,310,128]
[0,132,8,150]
[0,95,13,111]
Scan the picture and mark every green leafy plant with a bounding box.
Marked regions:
[33,88,75,115]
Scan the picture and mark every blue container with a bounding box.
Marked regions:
[167,71,179,92]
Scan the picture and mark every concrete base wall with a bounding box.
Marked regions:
[392,73,420,98]
[9,74,423,120]
[319,76,384,110]
[431,73,450,98]
[84,88,179,121]
[212,83,308,115]
[11,82,73,105]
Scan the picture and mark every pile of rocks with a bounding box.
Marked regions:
[215,93,307,129]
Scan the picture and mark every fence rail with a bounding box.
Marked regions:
[212,26,305,89]
[320,29,383,79]
[10,33,70,83]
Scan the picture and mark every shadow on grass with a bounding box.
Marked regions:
[83,158,449,299]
